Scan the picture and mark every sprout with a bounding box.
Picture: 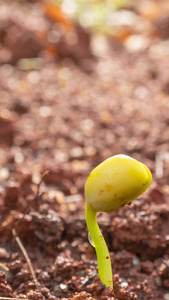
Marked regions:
[85,154,152,288]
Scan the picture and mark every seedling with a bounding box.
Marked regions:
[85,154,152,288]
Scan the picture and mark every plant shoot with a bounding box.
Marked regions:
[85,154,152,288]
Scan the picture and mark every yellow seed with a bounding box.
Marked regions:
[85,154,152,212]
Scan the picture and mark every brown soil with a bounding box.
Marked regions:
[0,1,169,299]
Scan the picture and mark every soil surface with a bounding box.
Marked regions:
[0,1,169,299]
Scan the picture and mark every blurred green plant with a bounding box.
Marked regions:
[56,0,130,34]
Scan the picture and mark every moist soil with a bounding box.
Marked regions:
[0,1,169,299]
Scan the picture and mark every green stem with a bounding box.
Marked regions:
[85,203,113,288]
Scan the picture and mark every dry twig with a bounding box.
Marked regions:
[12,228,39,288]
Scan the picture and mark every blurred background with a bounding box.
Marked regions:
[0,0,169,196]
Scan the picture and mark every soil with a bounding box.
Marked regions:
[0,0,169,299]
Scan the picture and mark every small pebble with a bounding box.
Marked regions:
[0,247,9,259]
[0,168,9,181]
[60,283,68,291]
[139,211,146,216]
[121,281,128,288]
[70,146,83,158]
[132,258,140,265]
